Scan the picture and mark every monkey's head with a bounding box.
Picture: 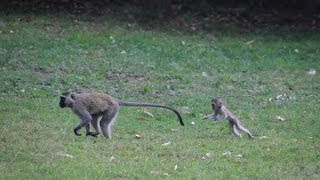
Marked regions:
[59,92,76,108]
[211,97,223,111]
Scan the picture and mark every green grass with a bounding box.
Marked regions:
[0,12,320,179]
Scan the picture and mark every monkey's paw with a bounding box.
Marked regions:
[86,132,100,138]
[74,129,82,136]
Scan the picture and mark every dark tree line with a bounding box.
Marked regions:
[138,0,320,13]
[1,0,319,30]
[2,0,320,13]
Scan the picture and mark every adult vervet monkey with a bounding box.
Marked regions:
[203,97,254,138]
[59,92,184,139]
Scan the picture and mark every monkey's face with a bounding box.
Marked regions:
[59,93,76,108]
[211,98,223,111]
[211,99,218,110]
[211,102,216,110]
[59,96,66,108]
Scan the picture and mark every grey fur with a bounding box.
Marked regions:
[203,97,254,139]
[59,92,184,139]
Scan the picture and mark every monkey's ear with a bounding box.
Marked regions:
[71,93,75,100]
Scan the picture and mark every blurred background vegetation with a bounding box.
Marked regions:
[1,0,319,31]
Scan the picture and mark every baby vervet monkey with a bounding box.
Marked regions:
[203,97,254,138]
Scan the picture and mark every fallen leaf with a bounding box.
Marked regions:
[275,94,285,100]
[289,96,296,100]
[307,69,316,75]
[109,36,115,43]
[258,136,268,139]
[143,108,154,118]
[205,152,214,158]
[162,141,171,146]
[202,72,209,77]
[110,156,116,162]
[56,152,73,158]
[222,151,232,156]
[276,116,286,121]
[245,40,254,44]
[174,165,178,171]
[171,129,178,132]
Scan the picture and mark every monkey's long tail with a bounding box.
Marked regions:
[117,100,184,126]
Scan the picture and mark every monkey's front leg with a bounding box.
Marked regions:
[74,125,83,136]
[74,111,92,136]
[203,114,214,120]
[211,115,221,123]
[203,114,223,123]
[74,123,98,136]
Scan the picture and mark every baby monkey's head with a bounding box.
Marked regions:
[211,97,224,110]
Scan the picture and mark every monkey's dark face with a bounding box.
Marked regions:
[59,93,76,108]
[211,102,216,110]
[211,99,217,110]
[59,96,66,108]
[211,98,223,111]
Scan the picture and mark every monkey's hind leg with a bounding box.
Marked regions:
[100,107,119,139]
[86,115,100,137]
[233,124,242,138]
[234,123,254,139]
[229,122,242,138]
[91,115,101,133]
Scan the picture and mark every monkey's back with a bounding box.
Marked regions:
[77,93,118,115]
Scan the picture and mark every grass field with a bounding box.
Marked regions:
[0,11,320,179]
